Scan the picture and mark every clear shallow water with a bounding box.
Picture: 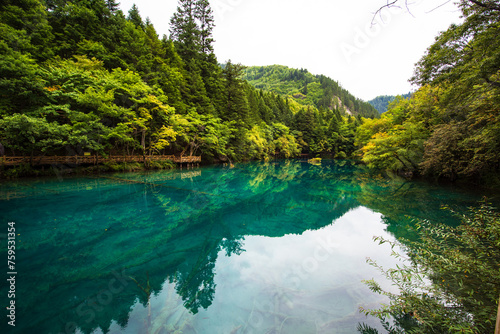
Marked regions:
[0,160,484,334]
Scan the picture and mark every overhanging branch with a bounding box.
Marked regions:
[468,0,500,12]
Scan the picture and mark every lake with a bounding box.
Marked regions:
[0,160,483,334]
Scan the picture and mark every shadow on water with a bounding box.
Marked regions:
[0,160,485,333]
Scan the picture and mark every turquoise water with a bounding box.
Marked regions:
[0,160,484,334]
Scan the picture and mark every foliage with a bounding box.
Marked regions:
[243,65,379,118]
[271,122,301,158]
[360,122,428,173]
[357,2,500,184]
[1,163,38,178]
[0,113,69,157]
[103,161,143,172]
[359,202,500,333]
[0,0,372,171]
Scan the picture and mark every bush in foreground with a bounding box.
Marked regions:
[359,201,500,333]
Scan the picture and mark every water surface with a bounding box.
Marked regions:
[0,160,482,333]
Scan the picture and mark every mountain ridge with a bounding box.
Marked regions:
[242,65,379,119]
[368,93,412,114]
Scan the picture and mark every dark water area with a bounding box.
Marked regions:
[0,160,487,333]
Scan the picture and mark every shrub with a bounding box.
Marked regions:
[359,202,500,333]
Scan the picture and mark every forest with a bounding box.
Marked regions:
[1,0,499,333]
[0,0,378,168]
[355,1,500,332]
[0,0,499,186]
[355,0,500,185]
[243,65,379,119]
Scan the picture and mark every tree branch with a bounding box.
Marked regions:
[468,0,500,12]
[372,0,399,25]
[374,0,500,25]
[485,78,500,88]
[426,0,452,14]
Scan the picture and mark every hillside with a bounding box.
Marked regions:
[368,93,412,114]
[243,65,379,118]
[0,0,379,170]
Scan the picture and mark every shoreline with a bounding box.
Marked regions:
[0,160,178,180]
[1,158,499,195]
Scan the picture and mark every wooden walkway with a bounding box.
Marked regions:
[0,155,201,166]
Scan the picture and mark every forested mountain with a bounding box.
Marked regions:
[368,93,412,114]
[0,0,376,167]
[243,65,379,118]
[2,0,496,184]
[356,0,500,184]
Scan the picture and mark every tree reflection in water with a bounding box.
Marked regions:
[0,160,484,333]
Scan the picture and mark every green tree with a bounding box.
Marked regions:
[171,111,235,160]
[222,60,249,123]
[361,122,428,173]
[271,123,301,158]
[47,0,109,58]
[195,0,215,55]
[398,0,500,182]
[105,0,120,13]
[0,48,46,115]
[127,4,144,30]
[293,107,319,153]
[0,0,54,61]
[359,202,500,334]
[0,114,69,160]
[170,0,199,60]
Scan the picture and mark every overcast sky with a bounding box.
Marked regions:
[118,0,462,101]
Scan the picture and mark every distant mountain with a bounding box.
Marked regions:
[368,93,412,114]
[243,65,379,118]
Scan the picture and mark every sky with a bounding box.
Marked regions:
[118,0,462,101]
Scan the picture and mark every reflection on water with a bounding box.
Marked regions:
[0,160,482,334]
[109,208,402,334]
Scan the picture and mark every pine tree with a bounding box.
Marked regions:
[195,0,214,55]
[169,0,199,60]
[127,4,144,30]
[0,0,54,61]
[105,0,120,13]
[223,60,249,123]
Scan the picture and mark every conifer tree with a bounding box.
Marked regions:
[105,0,120,13]
[223,60,249,122]
[195,0,215,55]
[169,0,199,60]
[127,4,144,30]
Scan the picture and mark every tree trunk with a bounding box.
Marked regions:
[141,129,146,153]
